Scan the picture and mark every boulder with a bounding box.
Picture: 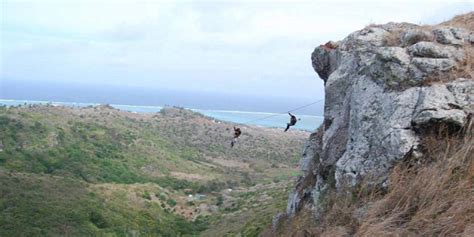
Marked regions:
[411,57,456,73]
[311,42,341,83]
[433,27,466,46]
[412,79,474,131]
[401,29,434,46]
[408,41,465,60]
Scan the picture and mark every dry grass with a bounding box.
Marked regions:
[262,209,320,237]
[439,12,474,31]
[382,28,405,47]
[358,124,473,236]
[461,44,474,79]
[271,122,473,236]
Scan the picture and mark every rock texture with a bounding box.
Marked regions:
[286,21,473,217]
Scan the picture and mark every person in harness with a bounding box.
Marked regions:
[231,126,242,147]
[284,113,299,132]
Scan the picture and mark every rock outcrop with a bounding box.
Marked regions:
[285,17,473,219]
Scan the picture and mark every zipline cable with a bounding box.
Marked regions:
[241,98,324,125]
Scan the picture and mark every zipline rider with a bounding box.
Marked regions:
[231,126,242,148]
[284,112,299,132]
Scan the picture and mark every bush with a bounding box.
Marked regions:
[142,191,152,200]
[216,195,224,206]
[166,199,177,207]
[89,211,108,229]
[158,193,167,201]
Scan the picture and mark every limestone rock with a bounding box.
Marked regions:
[433,27,466,45]
[411,57,456,73]
[408,41,465,61]
[401,29,434,46]
[286,191,301,216]
[300,127,323,176]
[377,47,410,64]
[412,79,474,130]
[285,19,473,221]
[409,42,450,58]
[311,42,340,83]
[469,33,474,44]
[446,78,474,109]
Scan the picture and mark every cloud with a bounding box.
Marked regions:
[2,0,473,100]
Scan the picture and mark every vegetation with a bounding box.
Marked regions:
[0,104,306,236]
[0,171,213,236]
[267,123,473,236]
[358,127,473,236]
[0,105,305,186]
[201,182,292,237]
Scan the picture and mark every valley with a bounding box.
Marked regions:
[0,104,308,236]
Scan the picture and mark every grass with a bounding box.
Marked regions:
[0,105,305,188]
[0,105,307,236]
[271,122,473,236]
[0,171,98,236]
[358,126,473,236]
[201,182,292,237]
[0,170,216,236]
[439,11,474,31]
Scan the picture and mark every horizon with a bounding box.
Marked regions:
[0,98,325,131]
[0,98,324,117]
[1,79,325,115]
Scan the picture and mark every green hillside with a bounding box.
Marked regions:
[0,104,308,236]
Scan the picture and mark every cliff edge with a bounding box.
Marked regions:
[268,12,473,236]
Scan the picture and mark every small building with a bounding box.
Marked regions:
[195,194,206,200]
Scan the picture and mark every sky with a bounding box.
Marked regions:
[1,0,473,103]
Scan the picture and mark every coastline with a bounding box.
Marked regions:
[0,99,323,131]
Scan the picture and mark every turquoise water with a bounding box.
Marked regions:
[0,99,323,131]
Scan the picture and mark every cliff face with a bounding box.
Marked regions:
[274,13,473,235]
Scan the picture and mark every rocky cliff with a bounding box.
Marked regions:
[269,13,473,236]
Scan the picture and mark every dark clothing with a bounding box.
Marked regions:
[289,116,297,125]
[231,127,241,147]
[233,127,242,138]
[284,113,298,132]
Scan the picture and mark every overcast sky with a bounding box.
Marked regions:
[1,0,473,101]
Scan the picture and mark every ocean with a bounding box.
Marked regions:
[0,99,323,131]
[1,79,324,116]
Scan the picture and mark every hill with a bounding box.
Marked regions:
[0,104,309,236]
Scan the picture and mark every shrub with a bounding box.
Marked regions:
[142,191,152,200]
[216,195,224,206]
[158,193,167,201]
[89,211,108,229]
[166,199,177,207]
